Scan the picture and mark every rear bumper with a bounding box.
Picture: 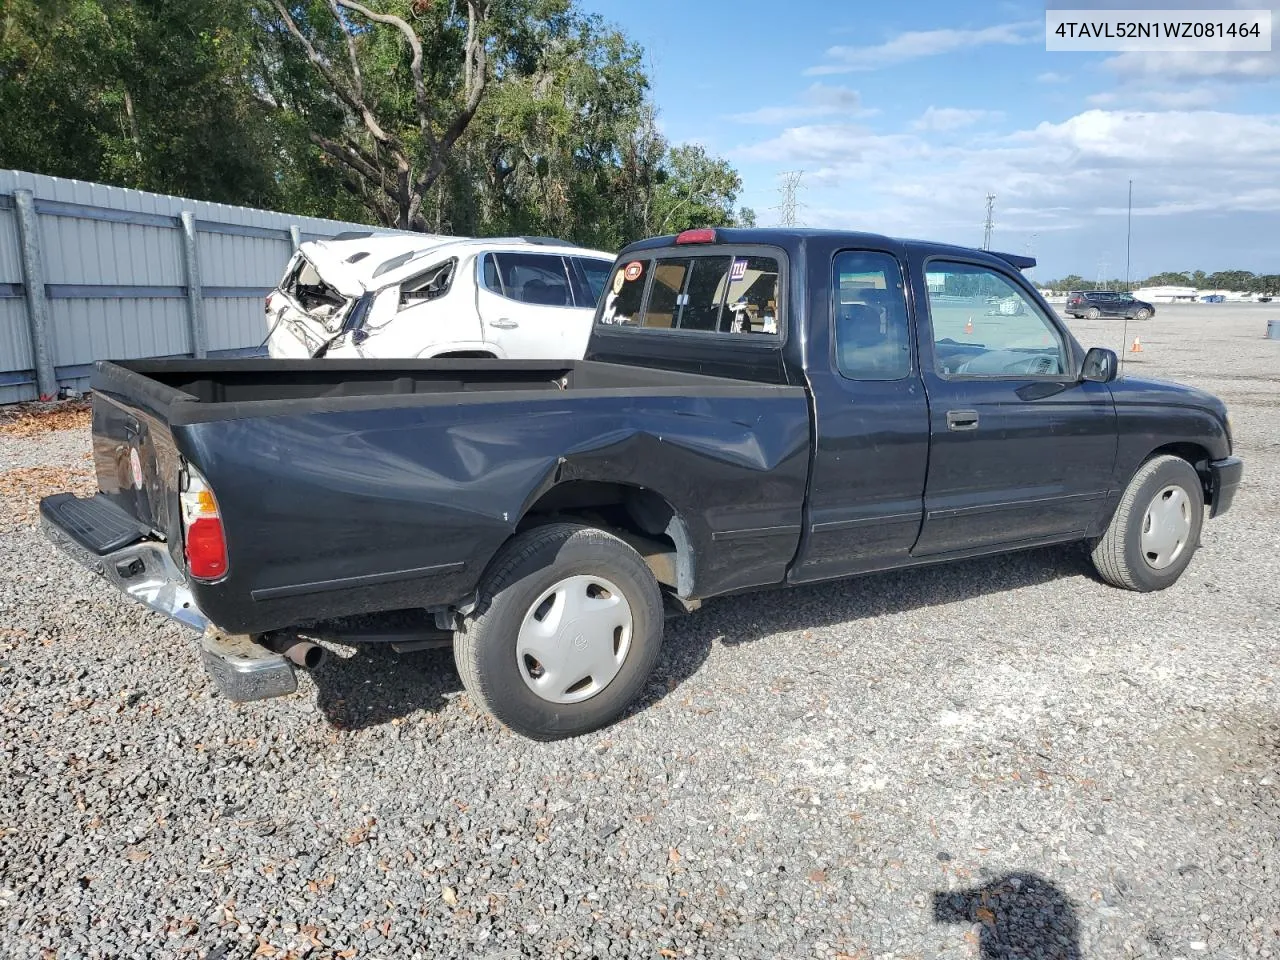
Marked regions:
[1208,456,1243,518]
[40,496,208,631]
[40,493,298,702]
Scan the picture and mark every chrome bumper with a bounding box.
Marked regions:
[41,507,298,702]
[41,515,209,631]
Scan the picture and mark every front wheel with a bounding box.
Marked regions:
[454,523,664,739]
[1090,455,1205,591]
[1134,308,1152,320]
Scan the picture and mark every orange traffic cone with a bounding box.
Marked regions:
[964,317,974,335]
[1130,337,1143,353]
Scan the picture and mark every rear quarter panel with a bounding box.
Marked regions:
[174,387,810,634]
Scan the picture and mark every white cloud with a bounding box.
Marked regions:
[729,83,874,125]
[806,21,1039,74]
[912,107,1004,131]
[1088,87,1223,109]
[1105,50,1280,82]
[733,109,1280,244]
[1036,71,1071,84]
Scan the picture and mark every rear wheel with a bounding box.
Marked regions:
[454,523,664,739]
[1090,455,1204,591]
[1086,306,1101,320]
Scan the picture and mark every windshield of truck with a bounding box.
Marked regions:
[599,252,780,334]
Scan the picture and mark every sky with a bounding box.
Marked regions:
[581,0,1280,279]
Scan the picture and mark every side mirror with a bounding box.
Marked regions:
[1081,346,1118,383]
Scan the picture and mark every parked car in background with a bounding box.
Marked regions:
[265,235,615,360]
[1065,290,1156,320]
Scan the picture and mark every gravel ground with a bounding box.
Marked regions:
[1,304,1276,960]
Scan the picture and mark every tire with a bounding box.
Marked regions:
[1090,455,1205,592]
[454,523,664,740]
[1135,308,1151,320]
[1086,307,1101,320]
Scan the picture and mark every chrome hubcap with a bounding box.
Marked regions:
[1141,484,1192,570]
[516,575,633,704]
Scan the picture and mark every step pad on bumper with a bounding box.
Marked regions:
[39,493,153,554]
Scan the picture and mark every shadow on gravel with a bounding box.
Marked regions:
[309,643,461,731]
[933,872,1081,959]
[303,546,1088,730]
[690,544,1089,648]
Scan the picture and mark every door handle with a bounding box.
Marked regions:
[489,318,518,329]
[946,409,980,431]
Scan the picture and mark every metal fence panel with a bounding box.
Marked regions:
[0,169,411,402]
[0,209,20,283]
[206,296,269,353]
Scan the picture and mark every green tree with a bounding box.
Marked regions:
[0,0,280,205]
[650,144,749,235]
[257,0,490,230]
[1206,270,1255,291]
[1143,271,1192,287]
[1,0,756,245]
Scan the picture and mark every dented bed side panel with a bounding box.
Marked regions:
[173,388,811,634]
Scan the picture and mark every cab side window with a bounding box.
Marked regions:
[925,262,1067,377]
[483,253,573,306]
[575,257,613,305]
[832,251,911,381]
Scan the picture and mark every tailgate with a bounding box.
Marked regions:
[90,361,193,563]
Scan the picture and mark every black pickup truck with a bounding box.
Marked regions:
[41,228,1242,739]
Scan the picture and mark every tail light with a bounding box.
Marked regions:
[180,464,228,580]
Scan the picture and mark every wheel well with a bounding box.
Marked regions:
[1148,442,1213,495]
[518,481,694,598]
[433,350,496,359]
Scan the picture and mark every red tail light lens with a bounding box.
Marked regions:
[180,465,228,580]
[185,516,228,579]
[675,228,716,245]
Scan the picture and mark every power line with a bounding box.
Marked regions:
[982,192,996,250]
[774,171,805,227]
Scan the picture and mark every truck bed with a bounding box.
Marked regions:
[87,359,811,635]
[118,357,756,413]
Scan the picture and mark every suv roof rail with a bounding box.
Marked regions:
[519,236,578,247]
[331,231,376,241]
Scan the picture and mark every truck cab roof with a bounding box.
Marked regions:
[619,227,1036,271]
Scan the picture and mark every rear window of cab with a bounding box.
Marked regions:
[598,252,781,336]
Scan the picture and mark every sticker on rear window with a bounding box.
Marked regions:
[612,270,625,295]
[730,258,748,281]
[623,261,643,282]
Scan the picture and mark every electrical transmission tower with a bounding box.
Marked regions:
[775,171,805,227]
[982,192,996,250]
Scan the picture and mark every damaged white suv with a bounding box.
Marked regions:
[265,234,615,360]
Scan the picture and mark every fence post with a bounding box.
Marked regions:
[289,225,302,251]
[13,189,57,399]
[179,211,207,358]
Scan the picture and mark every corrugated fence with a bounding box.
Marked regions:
[0,170,402,404]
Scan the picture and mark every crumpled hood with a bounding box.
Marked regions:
[298,234,457,297]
